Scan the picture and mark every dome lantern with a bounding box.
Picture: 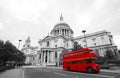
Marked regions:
[60,14,63,21]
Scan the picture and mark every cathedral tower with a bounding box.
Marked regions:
[23,36,31,47]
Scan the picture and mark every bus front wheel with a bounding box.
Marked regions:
[87,67,94,73]
[67,66,70,71]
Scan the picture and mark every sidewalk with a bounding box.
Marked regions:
[100,69,120,73]
[0,69,23,78]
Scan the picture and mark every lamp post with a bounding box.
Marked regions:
[18,40,22,49]
[82,30,87,47]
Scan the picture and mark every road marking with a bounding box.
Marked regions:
[54,72,67,76]
[22,68,25,78]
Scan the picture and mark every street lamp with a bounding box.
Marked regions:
[82,30,87,47]
[18,40,22,49]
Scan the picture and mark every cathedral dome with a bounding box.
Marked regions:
[52,21,73,32]
[50,14,74,37]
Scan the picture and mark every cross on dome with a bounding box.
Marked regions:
[60,14,63,21]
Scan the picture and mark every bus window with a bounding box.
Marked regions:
[79,60,84,64]
[67,61,72,64]
[86,59,96,64]
[70,61,79,64]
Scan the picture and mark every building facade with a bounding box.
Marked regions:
[22,15,120,66]
[37,15,74,66]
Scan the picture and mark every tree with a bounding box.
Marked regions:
[118,50,120,54]
[73,42,83,51]
[105,49,116,63]
[59,49,68,65]
[0,40,5,65]
[0,40,26,66]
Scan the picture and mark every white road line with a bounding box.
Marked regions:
[54,72,67,76]
[22,68,25,78]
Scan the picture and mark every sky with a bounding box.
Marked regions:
[0,0,120,49]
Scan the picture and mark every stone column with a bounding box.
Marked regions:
[49,51,51,63]
[69,31,70,36]
[64,30,66,35]
[60,30,61,35]
[65,29,67,35]
[66,30,68,36]
[55,30,56,36]
[43,51,46,63]
[57,30,59,35]
[41,52,43,64]
[58,30,60,35]
[47,51,49,63]
[45,51,47,63]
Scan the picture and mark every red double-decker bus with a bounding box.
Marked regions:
[62,48,100,73]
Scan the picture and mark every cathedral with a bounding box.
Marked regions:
[22,15,120,66]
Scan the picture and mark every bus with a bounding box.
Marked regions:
[62,48,100,73]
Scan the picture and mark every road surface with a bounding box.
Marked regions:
[24,67,119,78]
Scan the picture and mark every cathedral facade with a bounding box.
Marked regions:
[22,15,120,66]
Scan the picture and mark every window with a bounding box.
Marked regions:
[92,38,96,41]
[109,38,112,44]
[23,45,25,47]
[86,59,96,64]
[55,45,57,47]
[84,45,87,47]
[72,61,79,64]
[79,60,84,64]
[67,61,71,64]
[27,45,30,47]
[47,41,49,47]
[94,43,96,45]
[67,43,68,46]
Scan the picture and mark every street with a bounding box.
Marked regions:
[24,67,119,78]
